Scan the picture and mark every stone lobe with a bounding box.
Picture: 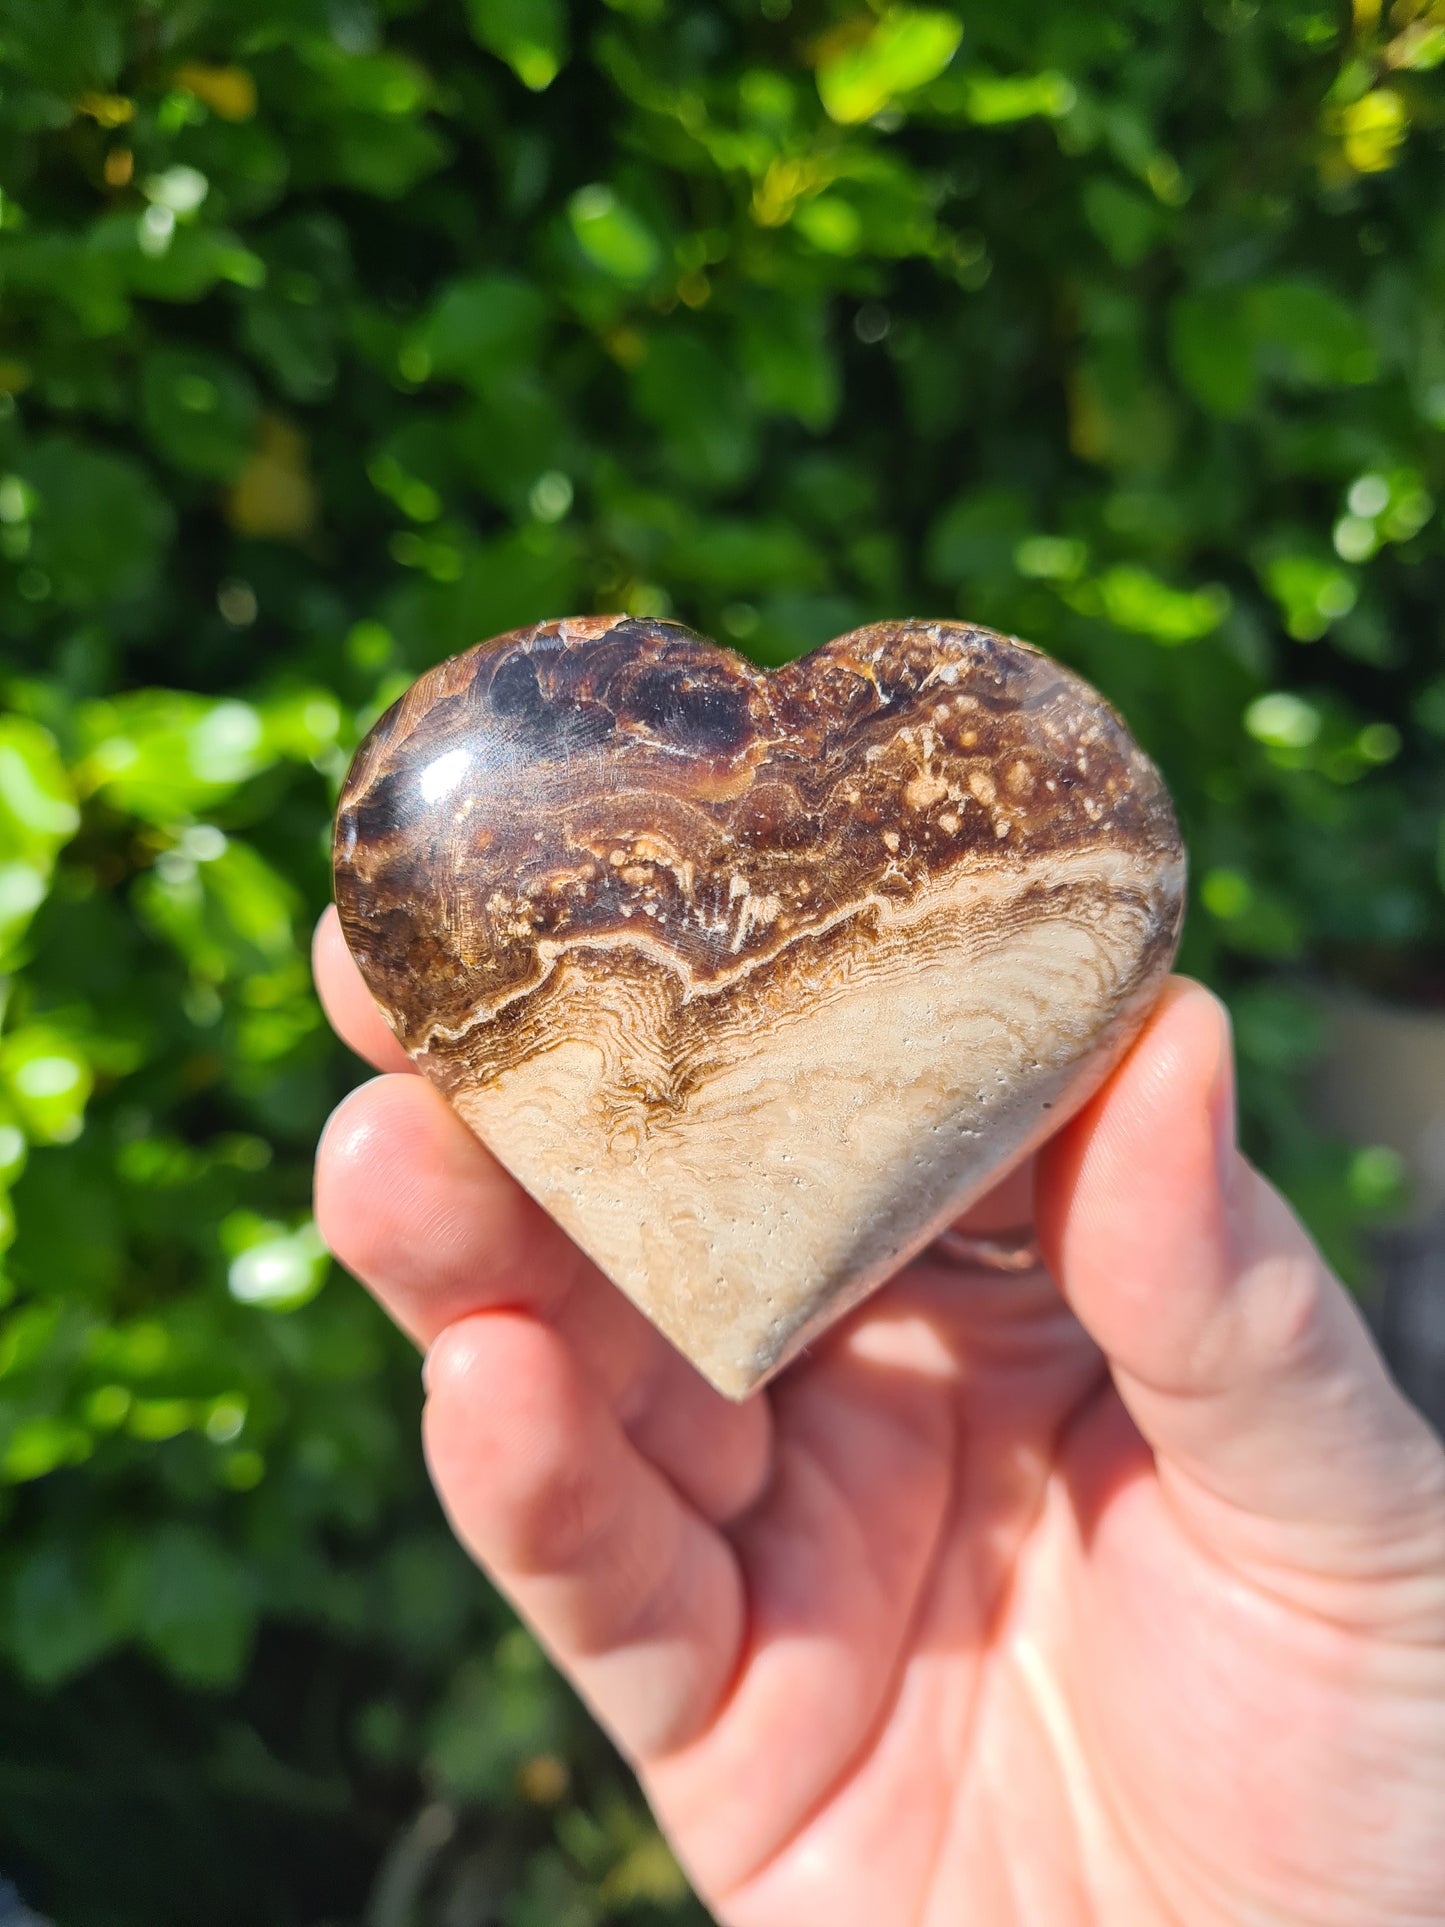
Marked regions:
[334,616,1186,1397]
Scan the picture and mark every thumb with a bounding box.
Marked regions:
[1037,979,1445,1608]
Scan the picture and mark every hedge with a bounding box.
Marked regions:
[0,0,1441,1919]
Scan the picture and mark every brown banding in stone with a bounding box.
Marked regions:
[337,617,1178,1048]
[334,616,1186,1397]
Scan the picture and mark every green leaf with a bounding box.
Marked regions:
[1082,176,1171,266]
[17,438,175,608]
[323,116,450,200]
[415,272,549,385]
[453,380,571,508]
[792,196,864,256]
[136,838,301,986]
[631,331,759,488]
[1246,279,1379,388]
[383,526,581,660]
[1174,279,1379,417]
[567,186,663,284]
[667,518,825,592]
[925,488,1030,585]
[737,295,840,430]
[1065,565,1230,643]
[0,718,80,859]
[225,1216,329,1313]
[84,213,265,306]
[817,10,964,125]
[0,2,124,96]
[467,0,570,90]
[1170,291,1258,417]
[107,1524,256,1687]
[80,693,274,820]
[1260,553,1358,640]
[0,1026,93,1145]
[237,213,352,402]
[2,1546,113,1684]
[958,68,1077,124]
[141,349,261,481]
[427,1651,567,1799]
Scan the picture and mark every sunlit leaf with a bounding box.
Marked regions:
[467,0,570,90]
[80,692,275,819]
[816,9,964,124]
[0,1027,93,1145]
[959,68,1076,124]
[567,186,662,283]
[225,1215,329,1312]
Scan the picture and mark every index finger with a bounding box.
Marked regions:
[313,905,414,1074]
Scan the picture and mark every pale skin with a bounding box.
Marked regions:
[313,908,1445,1927]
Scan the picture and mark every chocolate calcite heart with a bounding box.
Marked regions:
[334,617,1185,1397]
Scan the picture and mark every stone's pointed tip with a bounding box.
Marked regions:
[334,615,1185,1390]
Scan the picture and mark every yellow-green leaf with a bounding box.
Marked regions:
[817,10,963,125]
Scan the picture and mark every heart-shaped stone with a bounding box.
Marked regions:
[334,617,1185,1397]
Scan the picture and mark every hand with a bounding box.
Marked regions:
[314,909,1445,1926]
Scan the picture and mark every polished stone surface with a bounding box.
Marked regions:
[334,616,1186,1397]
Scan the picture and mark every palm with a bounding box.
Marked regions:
[314,914,1445,1927]
[639,1256,1111,1924]
[619,1259,1430,1926]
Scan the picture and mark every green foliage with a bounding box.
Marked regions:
[0,0,1442,1919]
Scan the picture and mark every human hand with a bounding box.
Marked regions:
[314,908,1445,1926]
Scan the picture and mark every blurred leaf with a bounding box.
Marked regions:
[0,1,123,96]
[427,1648,567,1801]
[1247,279,1379,388]
[669,518,825,592]
[322,116,449,201]
[0,1027,93,1146]
[817,10,964,125]
[16,439,174,607]
[2,1545,111,1684]
[1171,279,1378,416]
[632,332,758,488]
[1065,565,1230,644]
[0,719,79,860]
[174,63,258,123]
[0,2,1439,1917]
[925,488,1030,585]
[225,1214,329,1312]
[1083,176,1170,266]
[467,0,570,91]
[958,68,1077,124]
[141,350,261,482]
[225,416,319,542]
[567,187,662,284]
[106,1524,256,1687]
[238,214,353,403]
[416,273,549,386]
[1232,985,1325,1071]
[1260,552,1357,640]
[737,295,840,430]
[80,693,274,820]
[1335,86,1409,173]
[384,525,580,659]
